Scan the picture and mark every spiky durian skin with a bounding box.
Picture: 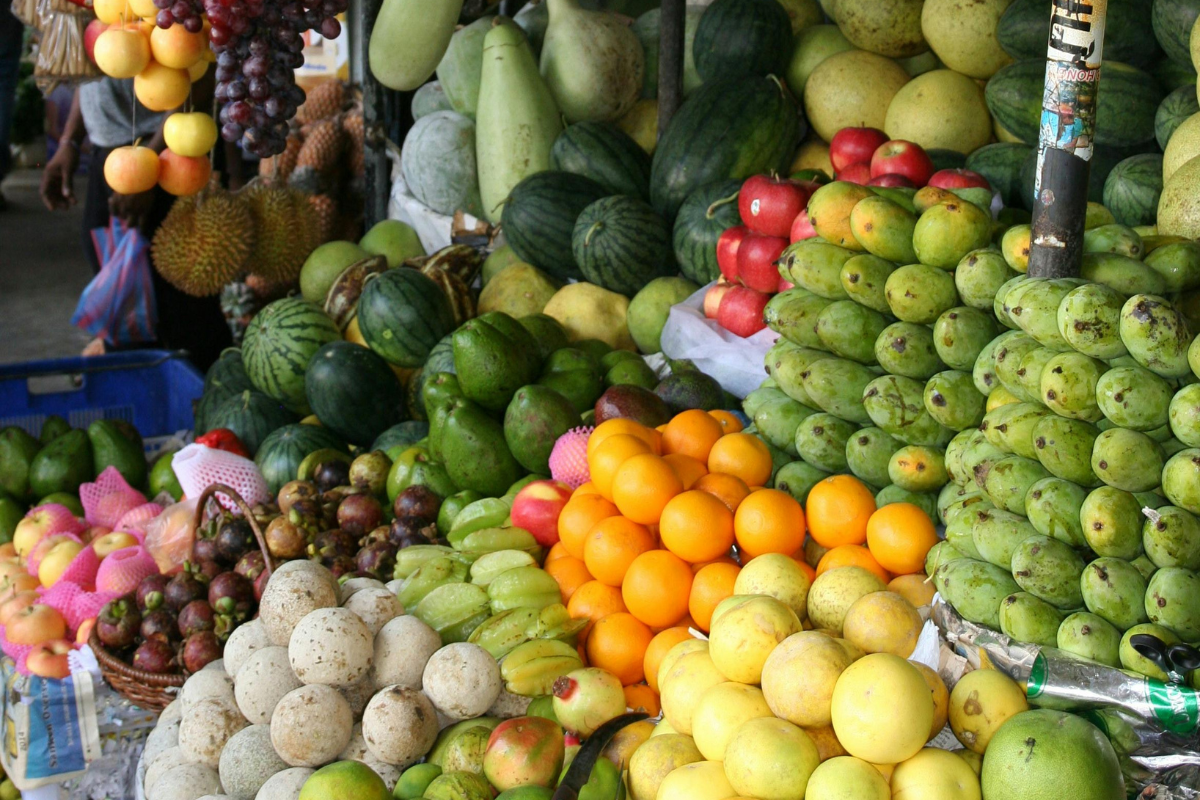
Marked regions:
[243,184,322,283]
[152,187,256,297]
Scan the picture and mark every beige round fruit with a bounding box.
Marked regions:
[834,0,928,58]
[955,748,983,776]
[831,653,932,764]
[891,747,982,799]
[163,112,218,158]
[543,283,636,351]
[790,139,834,176]
[919,0,1013,79]
[288,607,374,687]
[660,650,727,735]
[1158,152,1200,238]
[803,724,847,762]
[913,662,949,740]
[724,717,820,800]
[657,638,709,693]
[94,27,150,78]
[734,553,812,620]
[760,632,851,728]
[842,591,922,657]
[708,595,800,684]
[656,760,737,800]
[804,50,911,142]
[269,685,353,767]
[832,637,863,662]
[947,668,1028,754]
[884,70,992,154]
[134,61,192,112]
[888,573,936,608]
[690,682,773,762]
[784,24,854,96]
[1163,115,1200,185]
[807,567,887,635]
[628,733,704,800]
[805,756,890,800]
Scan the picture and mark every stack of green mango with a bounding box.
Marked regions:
[0,417,182,539]
[741,178,1200,681]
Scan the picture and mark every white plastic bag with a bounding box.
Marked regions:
[658,283,778,399]
[387,151,487,255]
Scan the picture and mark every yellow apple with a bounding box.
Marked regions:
[93,0,134,24]
[187,58,208,82]
[128,0,156,18]
[104,145,160,194]
[163,111,218,157]
[14,510,57,558]
[39,541,85,587]
[91,531,139,559]
[94,27,151,78]
[133,61,190,112]
[150,24,204,69]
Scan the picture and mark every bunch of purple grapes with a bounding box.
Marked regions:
[154,0,204,32]
[206,0,347,157]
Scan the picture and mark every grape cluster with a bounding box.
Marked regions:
[154,0,204,32]
[206,0,347,157]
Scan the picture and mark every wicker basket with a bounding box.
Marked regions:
[90,483,274,712]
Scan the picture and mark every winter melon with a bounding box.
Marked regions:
[401,111,483,217]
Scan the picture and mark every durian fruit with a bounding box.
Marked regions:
[296,80,345,125]
[259,134,303,183]
[290,118,344,194]
[243,183,322,283]
[152,184,256,297]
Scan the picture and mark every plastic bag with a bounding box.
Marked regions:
[143,497,199,574]
[72,219,158,346]
[658,283,778,399]
[171,443,271,508]
[32,3,98,89]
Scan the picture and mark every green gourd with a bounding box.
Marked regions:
[540,0,645,123]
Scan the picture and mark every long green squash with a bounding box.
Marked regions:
[436,16,492,118]
[476,18,564,223]
[369,0,463,91]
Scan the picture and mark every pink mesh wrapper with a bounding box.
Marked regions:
[114,502,163,535]
[38,581,121,633]
[26,532,83,577]
[54,545,101,591]
[96,547,158,594]
[80,467,148,528]
[24,504,86,538]
[549,426,593,489]
[173,444,271,508]
[0,626,38,676]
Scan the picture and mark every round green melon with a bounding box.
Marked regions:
[572,195,674,296]
[672,180,742,285]
[357,269,456,368]
[1156,84,1200,150]
[980,709,1124,800]
[305,341,407,447]
[401,111,483,217]
[255,423,349,495]
[242,298,341,416]
[1103,153,1164,227]
[412,81,453,120]
[627,276,700,354]
[206,390,296,456]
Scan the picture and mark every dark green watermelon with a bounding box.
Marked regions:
[1103,153,1164,226]
[965,143,1035,209]
[573,196,674,296]
[357,268,456,368]
[206,390,296,456]
[242,298,341,416]
[255,424,349,495]
[1157,85,1200,149]
[1153,0,1200,65]
[500,171,610,281]
[672,180,742,285]
[693,0,792,83]
[927,149,968,172]
[1152,57,1197,92]
[1001,0,1160,67]
[372,420,430,454]
[551,122,652,199]
[304,342,407,447]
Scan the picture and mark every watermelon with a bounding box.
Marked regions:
[206,390,295,456]
[255,424,349,495]
[672,180,742,285]
[242,297,341,416]
[927,149,968,172]
[1000,0,1161,67]
[1157,85,1200,149]
[692,0,792,83]
[986,60,1161,148]
[500,171,610,281]
[551,122,652,199]
[400,111,483,217]
[1152,57,1197,92]
[1103,153,1164,226]
[204,348,253,397]
[357,268,456,368]
[572,195,674,296]
[304,342,407,447]
[965,142,1035,209]
[410,332,458,421]
[372,420,430,454]
[1153,0,1200,65]
[650,75,800,219]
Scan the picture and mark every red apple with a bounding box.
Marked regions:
[738,175,811,237]
[870,140,935,186]
[484,716,566,791]
[716,226,750,282]
[7,604,67,646]
[927,168,991,191]
[0,591,40,626]
[835,162,872,185]
[704,282,733,319]
[778,277,795,292]
[717,286,771,337]
[27,640,73,679]
[830,127,890,173]
[510,480,573,547]
[84,19,106,65]
[736,234,789,293]
[868,173,916,188]
[790,210,817,243]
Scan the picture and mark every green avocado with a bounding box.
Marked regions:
[442,401,524,497]
[28,429,93,498]
[88,419,147,489]
[0,427,42,501]
[39,416,71,445]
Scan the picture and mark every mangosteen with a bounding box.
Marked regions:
[310,529,357,562]
[337,494,384,537]
[132,640,177,674]
[235,550,266,581]
[96,597,141,649]
[326,555,358,580]
[193,536,221,564]
[360,526,391,547]
[314,460,351,493]
[215,518,255,563]
[356,541,397,579]
[349,451,392,496]
[388,515,436,548]
[393,485,441,523]
[208,572,255,618]
[164,570,208,611]
[253,568,269,601]
[141,609,180,644]
[136,574,170,612]
[265,516,308,560]
[277,480,319,515]
[178,600,216,638]
[195,559,224,581]
[181,631,222,672]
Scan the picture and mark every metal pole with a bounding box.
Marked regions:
[1027,0,1108,279]
[361,0,403,229]
[657,0,685,138]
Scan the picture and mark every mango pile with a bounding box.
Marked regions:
[745,178,1200,675]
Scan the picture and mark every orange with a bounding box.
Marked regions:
[709,409,744,434]
[795,558,817,583]
[733,488,806,559]
[655,613,696,633]
[816,544,891,584]
[662,453,708,489]
[546,543,570,564]
[707,433,772,487]
[866,502,939,575]
[588,418,662,459]
[622,550,693,629]
[688,562,741,632]
[692,554,740,573]
[889,573,936,607]
[589,434,653,500]
[693,472,752,513]
[575,482,600,497]
[805,475,876,548]
[663,409,726,462]
[567,580,628,636]
[545,556,594,604]
[624,683,661,716]
[558,494,620,560]
[586,612,653,685]
[643,627,694,693]
[658,490,736,564]
[611,454,683,525]
[584,516,656,586]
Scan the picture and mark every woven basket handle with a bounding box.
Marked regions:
[189,483,275,578]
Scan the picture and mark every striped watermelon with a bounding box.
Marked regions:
[305,342,407,447]
[672,180,741,285]
[357,268,456,368]
[1103,153,1164,227]
[206,390,295,456]
[1157,85,1200,149]
[242,298,341,416]
[372,420,430,455]
[692,0,792,82]
[1153,0,1200,65]
[551,122,652,199]
[196,348,253,433]
[572,196,674,296]
[255,423,349,495]
[500,171,610,282]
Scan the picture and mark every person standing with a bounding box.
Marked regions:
[0,8,24,210]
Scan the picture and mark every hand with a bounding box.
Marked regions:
[108,189,156,229]
[40,144,79,211]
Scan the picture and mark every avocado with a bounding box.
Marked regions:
[38,492,85,516]
[593,385,672,428]
[453,316,541,412]
[0,427,42,501]
[88,419,147,489]
[605,359,659,390]
[442,401,524,497]
[655,371,726,414]
[518,314,570,360]
[0,496,23,544]
[504,385,581,474]
[28,429,92,498]
[538,349,605,414]
[39,415,71,445]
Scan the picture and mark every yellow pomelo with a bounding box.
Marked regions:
[656,761,737,800]
[805,756,891,800]
[831,653,933,764]
[834,0,927,58]
[842,591,922,657]
[650,718,679,738]
[761,631,851,728]
[734,553,812,620]
[803,725,847,762]
[1158,152,1200,238]
[884,69,992,154]
[724,717,820,800]
[477,262,561,318]
[947,668,1028,754]
[912,662,950,740]
[660,650,727,735]
[691,682,773,762]
[1163,113,1200,185]
[708,595,801,684]
[656,638,709,695]
[891,747,982,799]
[784,24,854,97]
[627,733,703,800]
[807,566,886,635]
[919,0,1014,79]
[790,139,834,176]
[804,51,911,142]
[543,282,636,351]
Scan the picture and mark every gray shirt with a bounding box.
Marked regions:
[79,78,168,149]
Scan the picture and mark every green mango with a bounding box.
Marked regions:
[1031,415,1100,486]
[849,195,916,264]
[875,485,938,520]
[766,344,828,407]
[605,359,659,390]
[438,489,485,536]
[1056,283,1128,360]
[998,592,1063,648]
[839,254,898,316]
[1081,557,1149,632]
[39,416,70,445]
[874,322,945,380]
[87,419,147,489]
[943,428,978,485]
[1024,477,1087,548]
[933,307,999,372]
[763,289,833,349]
[1098,366,1172,431]
[887,445,948,493]
[386,445,459,503]
[981,399,1046,457]
[519,313,571,360]
[1146,567,1200,640]
[148,450,183,501]
[1057,612,1121,667]
[868,185,916,212]
[0,427,42,501]
[1011,535,1086,609]
[742,386,789,421]
[0,497,22,545]
[970,506,1039,569]
[539,349,605,413]
[1081,252,1166,295]
[28,429,92,499]
[1120,623,1179,681]
[926,540,968,576]
[773,460,830,505]
[1120,295,1193,379]
[884,264,959,324]
[794,413,856,473]
[1092,428,1164,493]
[954,249,1016,311]
[428,719,502,767]
[845,427,902,488]
[815,301,889,365]
[1162,449,1200,516]
[993,275,1030,330]
[454,315,541,411]
[504,385,581,474]
[753,396,815,456]
[1082,224,1143,259]
[912,198,993,269]
[442,402,524,497]
[778,240,854,299]
[1144,241,1200,292]
[1039,352,1105,421]
[944,509,985,560]
[1080,486,1144,560]
[972,330,1017,398]
[934,558,1019,629]
[1012,346,1055,403]
[862,375,952,446]
[801,358,876,425]
[923,370,986,431]
[938,484,987,525]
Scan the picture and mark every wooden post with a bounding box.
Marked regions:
[657,0,685,138]
[1027,0,1108,279]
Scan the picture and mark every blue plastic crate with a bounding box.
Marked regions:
[0,350,202,448]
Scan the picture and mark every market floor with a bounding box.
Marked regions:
[0,167,94,364]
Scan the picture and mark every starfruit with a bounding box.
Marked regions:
[448,497,513,545]
[527,603,589,645]
[469,550,538,586]
[457,527,542,559]
[488,566,563,614]
[501,639,583,696]
[414,582,492,644]
[467,607,539,659]
[393,544,455,579]
[398,555,470,609]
